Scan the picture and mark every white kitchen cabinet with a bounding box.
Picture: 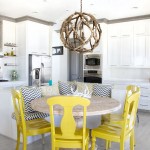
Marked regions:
[3,20,16,44]
[91,23,108,54]
[26,21,50,55]
[108,36,120,66]
[146,36,150,66]
[134,36,146,66]
[0,88,14,138]
[134,20,146,35]
[108,22,133,66]
[120,36,133,66]
[2,20,16,52]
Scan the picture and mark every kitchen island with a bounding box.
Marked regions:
[0,81,26,141]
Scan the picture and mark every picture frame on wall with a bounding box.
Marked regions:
[52,46,63,55]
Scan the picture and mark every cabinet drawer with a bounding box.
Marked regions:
[138,98,150,110]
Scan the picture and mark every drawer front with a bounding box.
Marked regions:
[138,98,150,110]
[140,87,150,96]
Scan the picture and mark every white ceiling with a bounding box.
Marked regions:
[0,0,150,28]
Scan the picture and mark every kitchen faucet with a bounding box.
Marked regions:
[30,68,41,87]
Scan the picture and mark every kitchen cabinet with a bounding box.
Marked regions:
[108,22,133,66]
[134,36,146,66]
[138,86,150,110]
[108,37,120,66]
[146,36,150,66]
[26,21,50,55]
[2,20,16,52]
[133,20,150,67]
[93,23,107,54]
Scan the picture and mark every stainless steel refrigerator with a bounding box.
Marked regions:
[29,54,52,86]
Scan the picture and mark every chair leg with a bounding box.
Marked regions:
[91,136,96,150]
[16,127,20,150]
[130,131,135,150]
[41,134,45,144]
[108,141,111,149]
[85,137,89,150]
[120,140,124,150]
[106,140,109,150]
[23,134,27,150]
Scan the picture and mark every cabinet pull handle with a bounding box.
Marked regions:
[140,87,149,89]
[122,35,129,37]
[32,52,38,54]
[141,95,149,97]
[140,104,148,106]
[111,36,117,37]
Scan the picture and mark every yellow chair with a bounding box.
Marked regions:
[11,89,51,150]
[47,96,90,150]
[91,86,140,150]
[101,85,139,124]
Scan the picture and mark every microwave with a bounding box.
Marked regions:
[85,58,100,66]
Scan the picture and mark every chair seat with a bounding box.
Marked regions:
[24,118,51,136]
[92,124,122,142]
[12,112,49,121]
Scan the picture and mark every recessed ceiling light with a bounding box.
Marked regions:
[132,6,138,9]
[32,11,38,14]
[90,4,94,6]
[66,10,69,11]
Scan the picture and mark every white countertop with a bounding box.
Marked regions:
[0,81,27,88]
[103,79,150,87]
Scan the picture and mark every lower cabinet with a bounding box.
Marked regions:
[0,88,14,138]
[138,87,150,110]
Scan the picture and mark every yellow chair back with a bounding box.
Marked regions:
[47,96,90,149]
[122,88,140,136]
[11,89,26,131]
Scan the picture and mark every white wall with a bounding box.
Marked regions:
[52,31,69,84]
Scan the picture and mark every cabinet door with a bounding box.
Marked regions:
[3,20,16,44]
[134,21,146,35]
[120,36,133,66]
[38,24,49,55]
[108,37,120,66]
[27,22,39,54]
[146,36,150,66]
[134,36,146,66]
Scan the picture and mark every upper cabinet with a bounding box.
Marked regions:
[93,23,107,54]
[17,21,51,56]
[133,20,150,67]
[1,20,16,52]
[108,22,133,66]
[26,21,50,55]
[108,19,150,68]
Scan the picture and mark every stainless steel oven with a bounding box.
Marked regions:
[84,70,102,83]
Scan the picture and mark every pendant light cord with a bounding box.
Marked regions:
[80,0,82,13]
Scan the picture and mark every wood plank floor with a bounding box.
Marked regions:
[0,111,149,150]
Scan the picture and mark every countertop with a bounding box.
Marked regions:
[0,80,27,88]
[103,79,150,88]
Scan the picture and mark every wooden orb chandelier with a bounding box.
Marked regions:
[60,0,102,53]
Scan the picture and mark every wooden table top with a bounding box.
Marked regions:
[31,95,121,117]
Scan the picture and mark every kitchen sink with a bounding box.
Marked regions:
[0,79,9,82]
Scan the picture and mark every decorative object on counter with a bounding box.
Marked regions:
[11,70,18,81]
[4,43,17,47]
[52,46,63,55]
[60,0,102,53]
[48,80,52,86]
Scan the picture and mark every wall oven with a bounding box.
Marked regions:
[84,70,102,83]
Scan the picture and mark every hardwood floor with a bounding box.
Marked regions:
[0,111,149,150]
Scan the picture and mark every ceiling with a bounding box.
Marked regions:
[0,0,150,29]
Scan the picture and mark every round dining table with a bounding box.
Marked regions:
[31,95,121,117]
